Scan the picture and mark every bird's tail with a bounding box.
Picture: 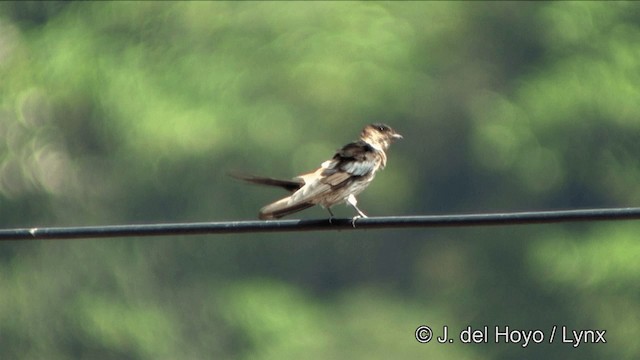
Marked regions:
[230,171,312,219]
[259,197,314,220]
[228,172,303,192]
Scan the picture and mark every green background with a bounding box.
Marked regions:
[1,1,639,359]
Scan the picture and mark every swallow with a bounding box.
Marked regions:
[232,123,402,220]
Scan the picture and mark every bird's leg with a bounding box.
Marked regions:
[347,194,367,227]
[347,194,368,218]
[327,208,335,224]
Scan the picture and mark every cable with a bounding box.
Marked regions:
[1,207,640,241]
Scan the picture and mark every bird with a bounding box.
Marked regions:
[231,123,402,220]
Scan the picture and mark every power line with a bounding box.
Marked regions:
[1,207,640,241]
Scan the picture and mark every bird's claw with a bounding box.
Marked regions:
[351,214,368,228]
[327,208,336,224]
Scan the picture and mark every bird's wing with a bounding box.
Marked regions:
[258,141,380,219]
[323,140,378,178]
[290,140,379,203]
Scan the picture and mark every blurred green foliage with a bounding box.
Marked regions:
[1,1,639,359]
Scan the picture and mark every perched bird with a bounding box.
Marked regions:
[232,123,402,220]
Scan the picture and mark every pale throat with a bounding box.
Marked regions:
[364,139,388,169]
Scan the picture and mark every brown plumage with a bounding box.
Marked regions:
[231,123,402,220]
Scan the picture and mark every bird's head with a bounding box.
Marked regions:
[360,123,403,151]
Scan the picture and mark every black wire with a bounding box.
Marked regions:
[1,207,640,241]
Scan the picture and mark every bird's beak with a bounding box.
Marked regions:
[392,133,403,140]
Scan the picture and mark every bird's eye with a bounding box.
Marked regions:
[377,125,386,132]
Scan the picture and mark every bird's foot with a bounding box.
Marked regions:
[351,214,368,228]
[327,208,335,224]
